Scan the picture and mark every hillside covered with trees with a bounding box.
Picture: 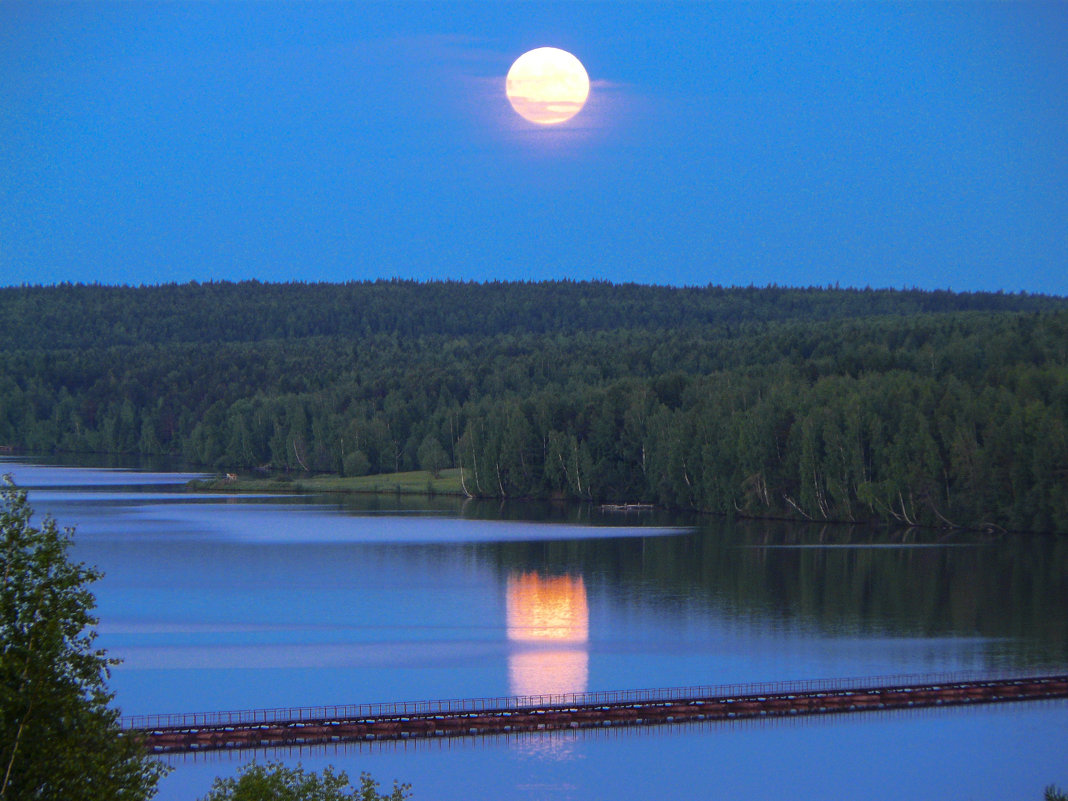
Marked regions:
[1,280,1066,532]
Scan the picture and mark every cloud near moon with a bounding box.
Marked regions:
[506,47,590,125]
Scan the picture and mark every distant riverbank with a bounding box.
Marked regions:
[6,282,1068,533]
[188,468,466,497]
[187,468,1066,537]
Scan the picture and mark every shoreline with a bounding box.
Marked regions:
[186,469,1061,537]
[187,468,467,497]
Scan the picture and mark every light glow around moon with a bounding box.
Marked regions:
[505,47,590,125]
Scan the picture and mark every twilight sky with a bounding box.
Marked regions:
[2,2,1066,293]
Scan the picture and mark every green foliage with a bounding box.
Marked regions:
[198,762,410,801]
[202,469,463,496]
[1046,785,1068,801]
[0,477,168,801]
[416,434,449,477]
[1,280,1063,352]
[2,281,1067,530]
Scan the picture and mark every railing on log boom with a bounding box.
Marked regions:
[119,670,1068,754]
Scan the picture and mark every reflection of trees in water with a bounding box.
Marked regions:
[315,494,695,527]
[482,518,1068,665]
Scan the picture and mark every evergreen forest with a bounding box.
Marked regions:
[2,280,1067,532]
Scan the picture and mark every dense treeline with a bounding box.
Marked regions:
[2,279,1063,350]
[1,281,1067,532]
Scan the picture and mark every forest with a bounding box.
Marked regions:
[1,279,1066,532]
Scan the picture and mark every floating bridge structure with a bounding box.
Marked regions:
[122,672,1068,754]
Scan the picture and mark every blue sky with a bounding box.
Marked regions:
[2,1,1066,293]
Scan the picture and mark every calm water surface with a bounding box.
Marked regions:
[3,457,1066,800]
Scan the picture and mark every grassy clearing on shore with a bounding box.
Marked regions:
[190,468,465,496]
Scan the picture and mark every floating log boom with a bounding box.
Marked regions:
[122,673,1068,754]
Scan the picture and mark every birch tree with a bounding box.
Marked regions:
[0,477,167,801]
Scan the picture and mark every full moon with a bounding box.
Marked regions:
[505,47,590,125]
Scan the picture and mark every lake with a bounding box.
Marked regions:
[2,456,1066,800]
